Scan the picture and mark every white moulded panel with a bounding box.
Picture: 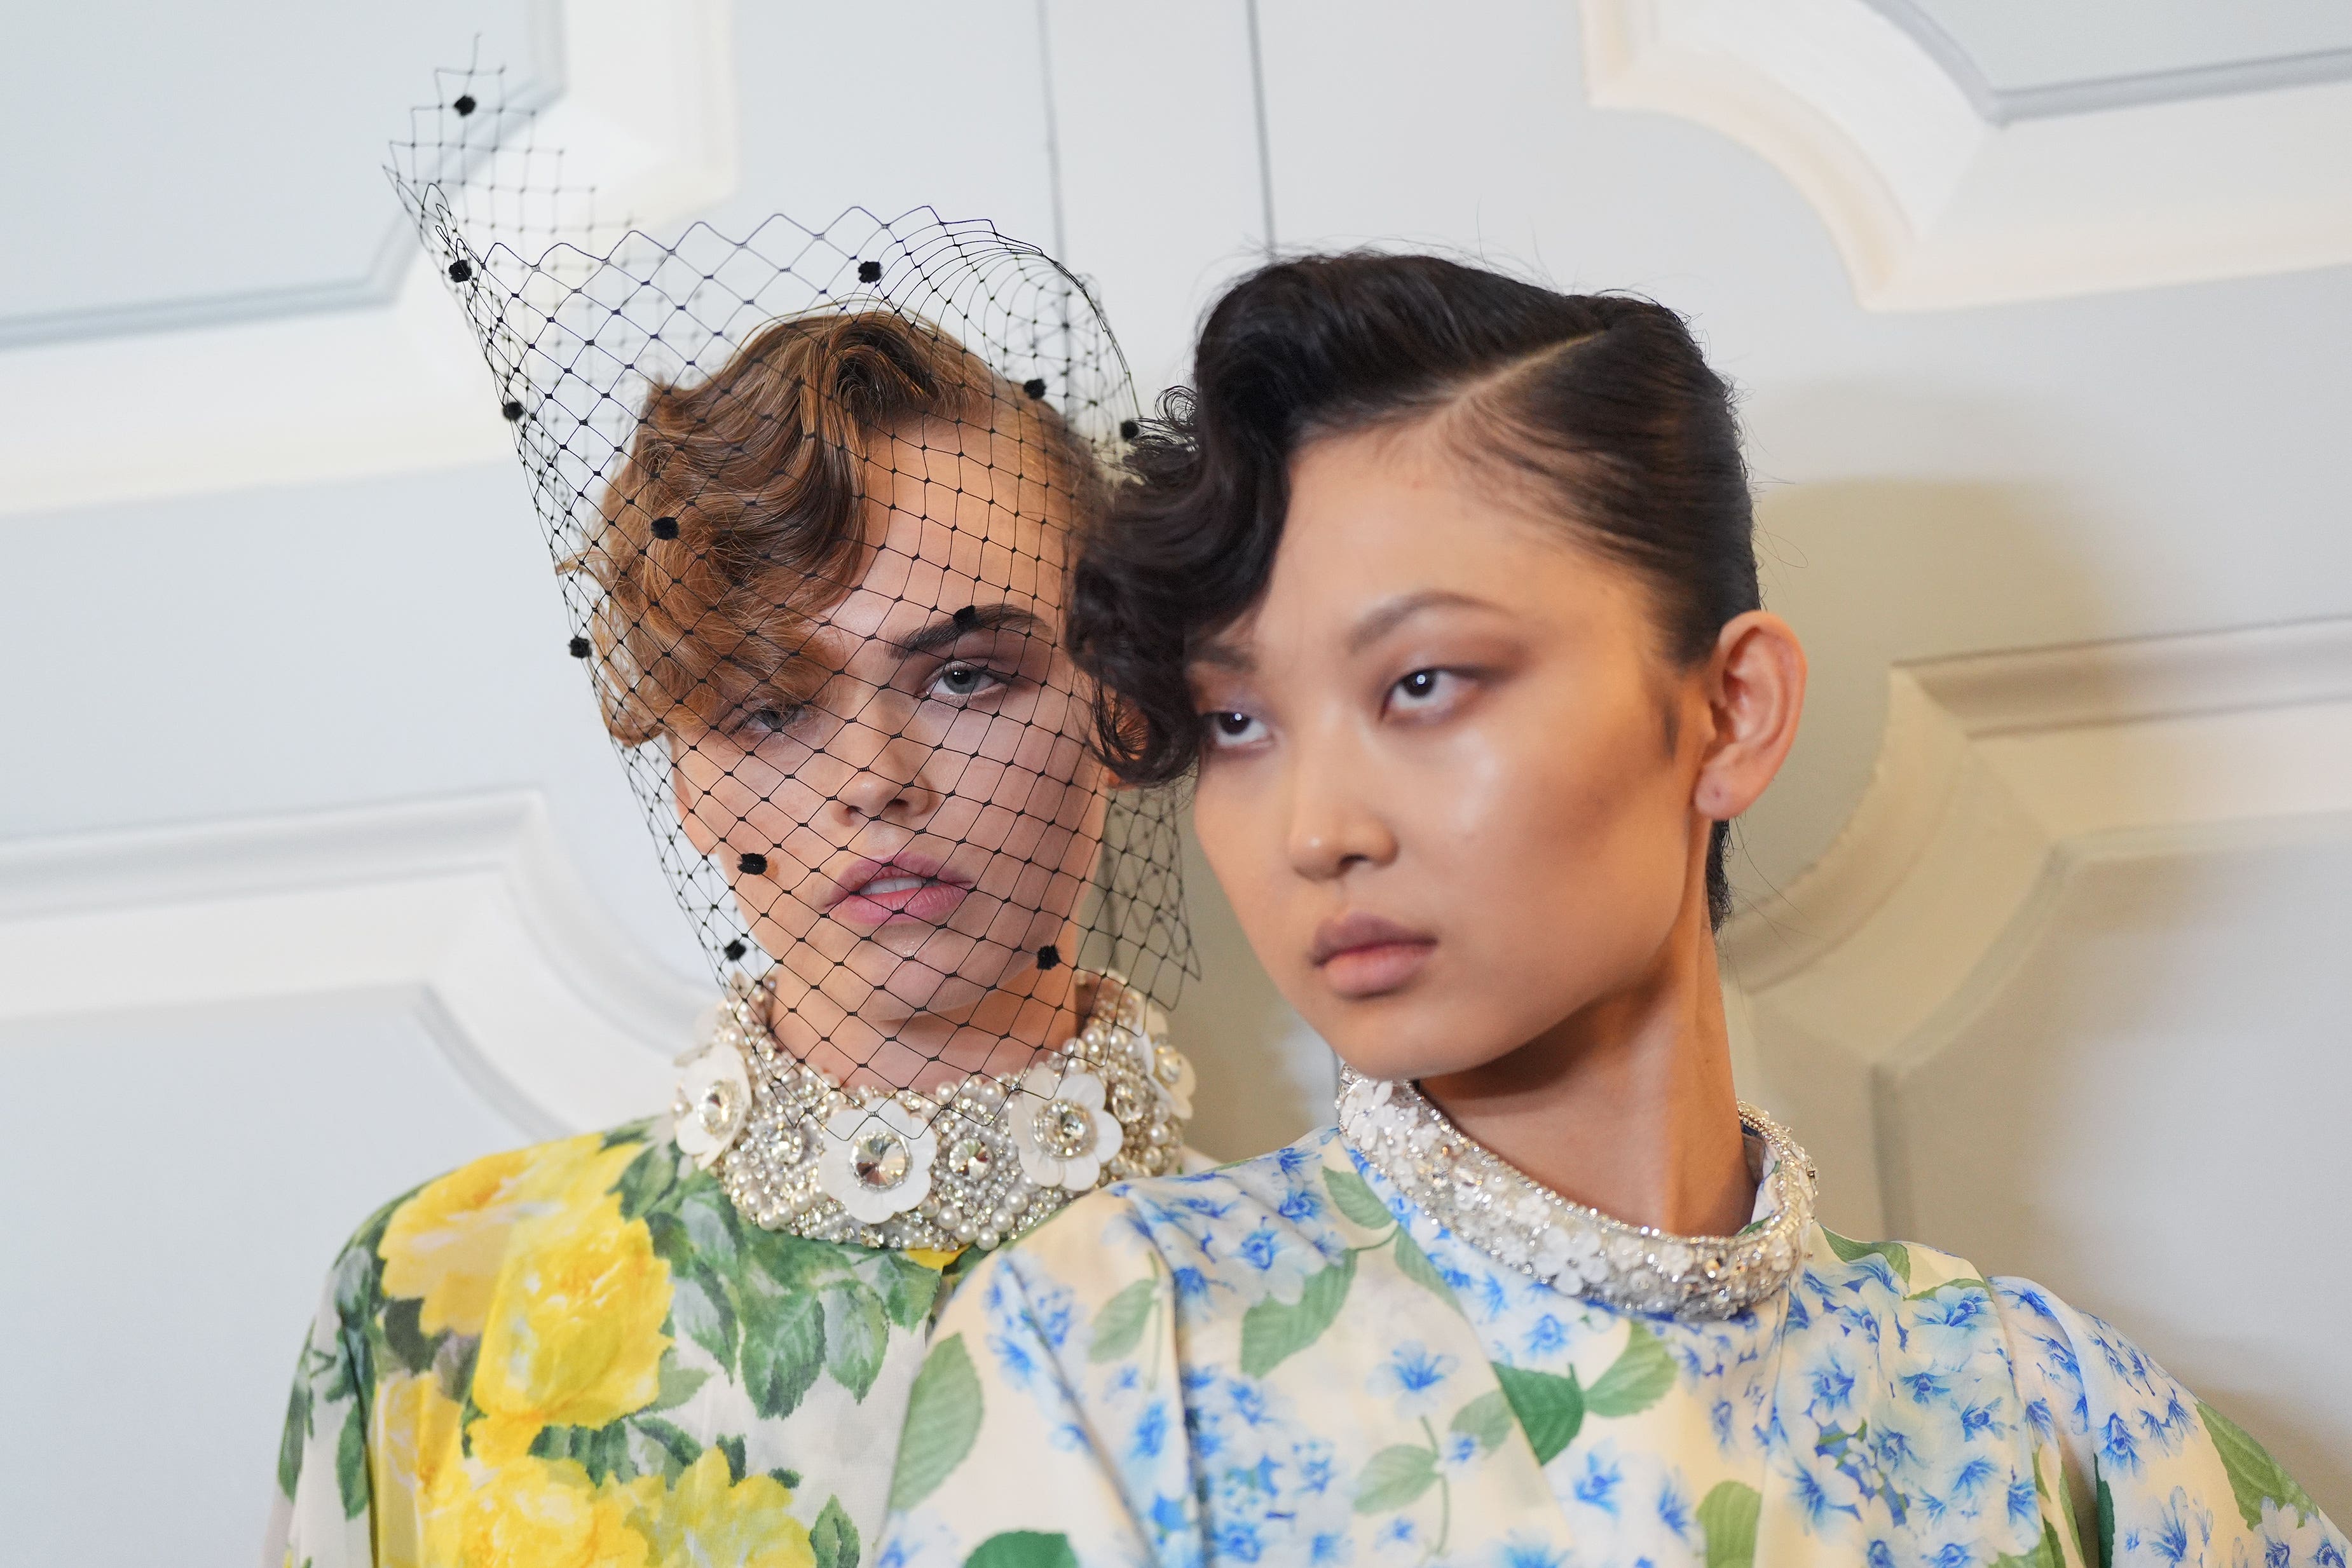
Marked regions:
[0,0,739,520]
[1585,0,2352,310]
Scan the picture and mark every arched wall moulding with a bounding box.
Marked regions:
[0,0,739,521]
[1583,0,2352,311]
[1723,615,2352,1234]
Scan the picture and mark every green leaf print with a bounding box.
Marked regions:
[1324,1166,1396,1231]
[965,1532,1078,1568]
[379,1295,439,1377]
[646,1358,711,1413]
[615,1137,678,1220]
[824,1281,892,1400]
[669,1264,741,1375]
[2097,1476,2116,1568]
[877,1251,945,1330]
[811,1496,861,1568]
[1990,1520,2065,1568]
[1390,1228,1459,1307]
[631,1415,704,1479]
[891,1333,985,1513]
[741,1284,828,1419]
[277,1376,313,1501]
[1493,1362,1585,1465]
[716,1433,748,1483]
[334,1401,369,1519]
[1449,1389,1515,1454]
[1583,1322,1677,1417]
[1088,1277,1159,1364]
[1240,1251,1358,1378]
[1821,1229,1912,1288]
[1906,1276,1993,1302]
[2198,1400,2318,1531]
[1353,1443,1441,1513]
[1698,1480,1761,1568]
[677,1183,743,1268]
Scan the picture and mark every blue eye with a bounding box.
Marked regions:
[934,663,1004,699]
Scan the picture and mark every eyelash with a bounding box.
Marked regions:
[931,662,1013,701]
[1199,668,1460,751]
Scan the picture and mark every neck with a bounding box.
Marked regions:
[1416,887,1753,1237]
[765,944,1092,1095]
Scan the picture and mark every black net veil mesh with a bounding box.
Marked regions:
[387,62,1196,1244]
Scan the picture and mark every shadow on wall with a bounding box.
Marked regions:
[1166,821,1338,1162]
[1723,472,2118,1237]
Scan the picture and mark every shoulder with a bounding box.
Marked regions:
[322,1121,663,1337]
[948,1128,1354,1316]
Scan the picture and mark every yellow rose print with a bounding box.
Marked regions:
[470,1192,674,1461]
[424,1456,650,1568]
[368,1372,465,1568]
[379,1135,640,1337]
[620,1450,816,1568]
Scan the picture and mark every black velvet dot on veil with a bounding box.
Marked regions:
[1022,378,1046,399]
[453,93,477,116]
[857,260,882,283]
[739,852,769,876]
[1036,944,1062,971]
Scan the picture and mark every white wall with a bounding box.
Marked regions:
[2,0,2345,1548]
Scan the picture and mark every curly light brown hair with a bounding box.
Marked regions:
[577,309,1104,747]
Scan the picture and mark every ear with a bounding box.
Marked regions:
[1692,611,1807,822]
[671,739,722,859]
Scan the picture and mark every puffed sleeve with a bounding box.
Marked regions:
[878,1194,1202,1568]
[265,1237,382,1568]
[1994,1278,2344,1568]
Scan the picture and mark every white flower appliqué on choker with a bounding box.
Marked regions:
[1337,1066,1816,1319]
[669,973,1191,1252]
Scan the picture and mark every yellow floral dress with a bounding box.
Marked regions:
[268,1121,956,1568]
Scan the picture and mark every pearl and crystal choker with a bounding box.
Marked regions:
[1337,1067,1816,1319]
[669,972,1194,1253]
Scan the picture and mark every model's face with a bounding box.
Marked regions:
[672,415,1104,1079]
[1187,422,1714,1082]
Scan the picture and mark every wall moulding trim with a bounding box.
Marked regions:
[0,0,739,521]
[1722,614,2352,1232]
[0,792,705,1136]
[1583,0,2352,310]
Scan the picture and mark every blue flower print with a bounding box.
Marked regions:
[2006,1473,2039,1532]
[1499,1539,1569,1568]
[1657,1476,1695,1542]
[1525,1314,1568,1358]
[1572,1446,1624,1515]
[1233,1221,1317,1307]
[1369,1340,1458,1417]
[2102,1412,2143,1475]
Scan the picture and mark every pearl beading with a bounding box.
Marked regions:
[1337,1067,1816,1319]
[672,973,1191,1253]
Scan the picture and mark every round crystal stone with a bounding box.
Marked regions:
[1110,1082,1144,1121]
[946,1135,994,1177]
[1035,1101,1097,1158]
[852,1128,912,1190]
[1154,1046,1183,1086]
[696,1078,742,1136]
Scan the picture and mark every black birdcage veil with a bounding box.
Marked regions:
[389,62,1194,1250]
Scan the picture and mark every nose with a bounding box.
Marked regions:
[1283,726,1397,882]
[825,698,944,826]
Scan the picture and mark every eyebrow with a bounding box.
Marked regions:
[896,603,1047,658]
[1345,589,1507,653]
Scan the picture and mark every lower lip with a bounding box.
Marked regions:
[832,879,971,928]
[1316,940,1435,999]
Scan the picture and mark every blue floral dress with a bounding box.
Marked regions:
[878,1123,2342,1568]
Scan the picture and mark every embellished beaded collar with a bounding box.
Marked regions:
[1337,1067,1816,1319]
[669,973,1194,1253]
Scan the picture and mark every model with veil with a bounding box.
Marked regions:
[879,255,2342,1567]
[268,68,1196,1568]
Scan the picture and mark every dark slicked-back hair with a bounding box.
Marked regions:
[1066,252,1760,927]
